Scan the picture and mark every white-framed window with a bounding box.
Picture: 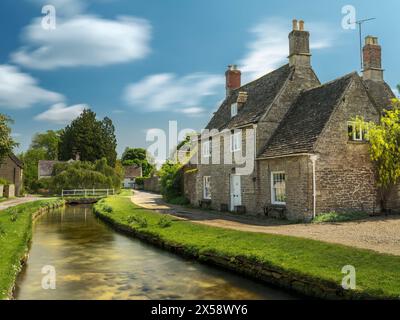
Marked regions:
[347,121,366,141]
[230,131,241,152]
[203,176,211,200]
[271,172,286,205]
[231,103,238,117]
[202,140,211,158]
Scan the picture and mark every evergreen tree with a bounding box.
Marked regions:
[58,109,117,166]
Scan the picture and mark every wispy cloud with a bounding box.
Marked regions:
[392,87,399,98]
[239,18,337,81]
[0,64,63,109]
[34,103,85,124]
[123,73,224,113]
[12,15,151,70]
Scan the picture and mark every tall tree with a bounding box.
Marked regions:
[0,114,17,162]
[30,130,62,160]
[121,147,155,177]
[58,109,117,166]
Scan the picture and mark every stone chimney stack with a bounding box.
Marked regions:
[288,19,311,67]
[225,65,241,96]
[363,36,384,82]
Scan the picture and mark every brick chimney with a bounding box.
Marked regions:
[288,19,311,67]
[225,65,241,96]
[363,36,384,82]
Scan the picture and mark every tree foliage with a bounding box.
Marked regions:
[121,147,155,177]
[355,99,400,207]
[30,130,61,160]
[0,114,17,162]
[50,158,122,193]
[58,109,117,166]
[158,161,184,201]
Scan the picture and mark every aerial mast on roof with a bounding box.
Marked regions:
[350,18,376,70]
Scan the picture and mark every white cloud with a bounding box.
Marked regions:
[181,107,206,117]
[239,18,337,81]
[123,73,224,113]
[0,64,63,109]
[34,103,85,124]
[392,87,399,98]
[12,15,151,70]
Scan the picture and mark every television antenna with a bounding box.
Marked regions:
[350,18,376,70]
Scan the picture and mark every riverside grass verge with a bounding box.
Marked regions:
[0,199,65,300]
[94,195,400,300]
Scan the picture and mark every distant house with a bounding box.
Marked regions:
[38,159,75,179]
[0,153,24,195]
[123,165,142,188]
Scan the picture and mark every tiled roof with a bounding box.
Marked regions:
[362,79,395,112]
[124,165,142,178]
[206,64,293,130]
[9,153,23,168]
[259,72,356,158]
[38,160,61,177]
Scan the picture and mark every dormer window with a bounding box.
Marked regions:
[231,103,238,117]
[348,121,367,141]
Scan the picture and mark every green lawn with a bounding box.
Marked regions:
[95,195,400,299]
[0,199,64,299]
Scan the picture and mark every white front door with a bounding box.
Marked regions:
[230,175,242,211]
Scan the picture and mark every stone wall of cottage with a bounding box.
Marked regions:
[0,156,23,196]
[256,156,313,220]
[314,77,380,214]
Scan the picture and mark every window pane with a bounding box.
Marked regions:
[272,173,286,204]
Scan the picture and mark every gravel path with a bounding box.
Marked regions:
[132,190,400,256]
[0,196,46,211]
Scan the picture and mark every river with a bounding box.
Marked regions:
[15,205,296,300]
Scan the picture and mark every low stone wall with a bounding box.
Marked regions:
[143,176,161,193]
[94,208,383,300]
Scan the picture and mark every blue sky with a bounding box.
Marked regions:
[1,0,399,156]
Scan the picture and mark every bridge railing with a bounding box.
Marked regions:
[61,189,115,197]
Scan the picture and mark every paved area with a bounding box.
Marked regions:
[0,196,46,211]
[132,190,400,256]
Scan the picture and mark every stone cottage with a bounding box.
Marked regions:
[185,19,395,221]
[123,165,142,188]
[0,153,24,196]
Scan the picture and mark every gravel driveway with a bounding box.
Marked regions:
[132,190,400,256]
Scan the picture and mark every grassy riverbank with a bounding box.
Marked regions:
[0,199,65,299]
[94,195,400,299]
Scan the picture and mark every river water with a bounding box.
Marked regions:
[15,205,296,300]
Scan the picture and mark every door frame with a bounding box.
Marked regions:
[230,174,242,211]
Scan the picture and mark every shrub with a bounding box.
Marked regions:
[126,214,148,228]
[313,211,370,223]
[0,223,5,238]
[50,158,121,194]
[102,205,113,213]
[135,177,145,187]
[0,178,10,186]
[168,196,189,206]
[158,216,172,228]
[159,161,184,201]
[9,209,18,222]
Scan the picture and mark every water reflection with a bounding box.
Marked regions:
[15,205,296,300]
